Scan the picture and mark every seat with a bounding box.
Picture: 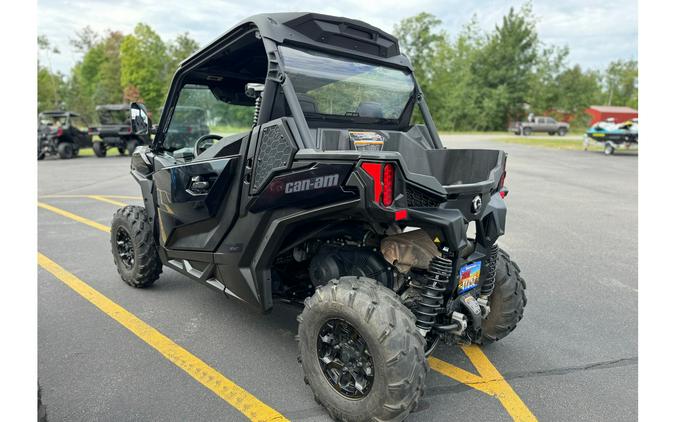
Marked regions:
[356,101,384,118]
[296,93,319,113]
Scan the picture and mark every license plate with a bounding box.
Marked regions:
[458,261,481,293]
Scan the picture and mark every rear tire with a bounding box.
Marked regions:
[298,277,428,422]
[604,143,615,155]
[478,248,527,344]
[110,206,162,288]
[93,142,107,157]
[57,142,73,159]
[548,131,555,136]
[558,127,568,136]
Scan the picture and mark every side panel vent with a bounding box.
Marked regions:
[251,121,297,194]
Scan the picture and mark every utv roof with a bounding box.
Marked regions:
[40,111,79,117]
[96,104,131,111]
[180,12,410,71]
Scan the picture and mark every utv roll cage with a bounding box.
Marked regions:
[152,12,444,152]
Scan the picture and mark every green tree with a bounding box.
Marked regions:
[168,33,200,73]
[120,23,169,114]
[604,59,638,108]
[37,35,65,112]
[471,4,539,128]
[393,12,445,92]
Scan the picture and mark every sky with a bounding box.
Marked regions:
[38,0,637,75]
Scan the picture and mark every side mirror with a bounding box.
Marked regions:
[130,103,150,135]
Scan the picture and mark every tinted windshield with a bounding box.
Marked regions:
[279,46,415,124]
[39,115,68,126]
[98,109,129,125]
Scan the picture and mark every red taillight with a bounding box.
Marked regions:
[498,160,507,198]
[56,127,63,137]
[383,163,395,206]
[361,162,383,203]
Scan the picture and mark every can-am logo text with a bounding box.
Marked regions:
[285,174,339,193]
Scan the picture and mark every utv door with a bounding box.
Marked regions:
[153,151,244,251]
[151,84,254,251]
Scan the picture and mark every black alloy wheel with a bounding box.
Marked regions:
[317,318,374,399]
[115,227,135,269]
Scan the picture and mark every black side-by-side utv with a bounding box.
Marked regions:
[38,111,92,159]
[110,13,527,421]
[89,104,149,157]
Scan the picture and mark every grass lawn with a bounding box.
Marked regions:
[78,147,121,157]
[495,136,638,154]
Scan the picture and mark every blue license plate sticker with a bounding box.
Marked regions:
[458,261,481,293]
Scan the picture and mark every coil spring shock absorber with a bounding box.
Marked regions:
[480,243,499,298]
[412,255,454,331]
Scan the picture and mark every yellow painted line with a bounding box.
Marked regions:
[87,195,128,207]
[430,345,537,421]
[38,201,110,233]
[38,253,288,422]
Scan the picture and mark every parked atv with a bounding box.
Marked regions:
[89,104,149,157]
[110,13,527,421]
[161,106,210,151]
[38,111,92,159]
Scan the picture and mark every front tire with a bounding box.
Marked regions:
[298,277,428,422]
[93,142,107,157]
[479,248,527,344]
[522,127,532,136]
[110,206,162,288]
[57,142,73,159]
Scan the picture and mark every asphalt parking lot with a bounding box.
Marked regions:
[38,136,637,421]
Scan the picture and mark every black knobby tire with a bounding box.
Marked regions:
[479,248,527,344]
[57,142,73,159]
[110,206,162,288]
[118,147,126,156]
[37,152,45,160]
[298,277,428,422]
[93,142,107,157]
[73,146,80,157]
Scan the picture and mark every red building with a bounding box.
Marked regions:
[585,105,638,125]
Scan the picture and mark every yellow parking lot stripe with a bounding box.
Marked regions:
[430,345,537,421]
[87,195,128,207]
[38,201,110,233]
[38,253,288,422]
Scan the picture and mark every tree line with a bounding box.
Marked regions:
[394,5,637,130]
[38,5,637,130]
[38,24,199,123]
